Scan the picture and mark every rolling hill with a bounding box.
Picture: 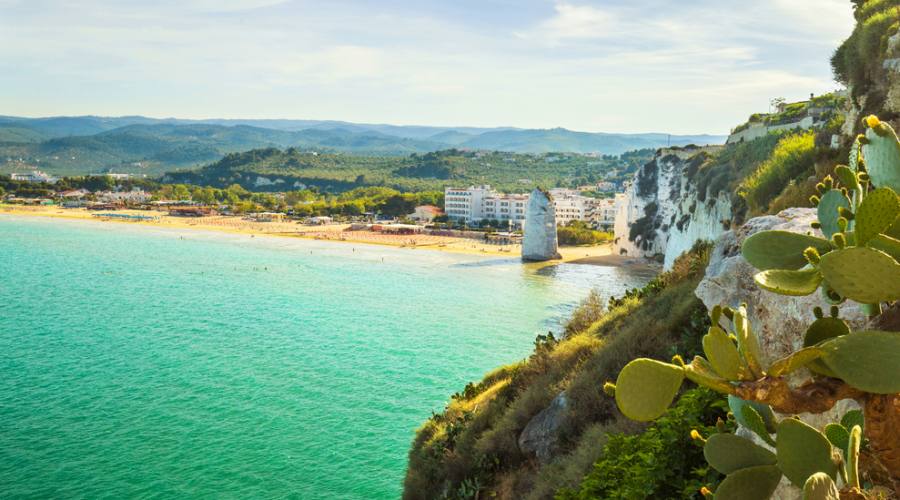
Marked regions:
[0,115,726,177]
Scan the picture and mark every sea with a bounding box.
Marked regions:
[0,215,655,499]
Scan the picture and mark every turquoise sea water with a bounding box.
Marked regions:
[0,215,655,499]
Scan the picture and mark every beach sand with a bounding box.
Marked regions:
[0,204,617,263]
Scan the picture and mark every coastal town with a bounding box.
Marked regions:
[1,169,627,262]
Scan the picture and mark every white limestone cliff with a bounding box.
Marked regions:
[613,145,730,270]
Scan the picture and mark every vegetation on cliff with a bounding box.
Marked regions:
[608,116,900,497]
[403,244,717,499]
[832,0,900,105]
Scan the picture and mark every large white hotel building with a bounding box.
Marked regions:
[444,185,616,229]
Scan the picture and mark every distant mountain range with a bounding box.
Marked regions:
[0,115,726,176]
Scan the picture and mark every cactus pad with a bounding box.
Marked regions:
[834,165,859,190]
[684,356,735,394]
[736,401,775,446]
[766,346,825,377]
[702,326,744,380]
[862,121,900,193]
[713,465,782,500]
[854,187,900,245]
[840,410,864,434]
[741,231,831,270]
[823,423,849,455]
[819,330,900,393]
[703,433,776,474]
[754,268,822,296]
[869,233,900,262]
[802,316,849,377]
[802,472,840,500]
[729,395,776,434]
[614,358,684,421]
[817,247,900,303]
[776,418,838,486]
[817,189,850,239]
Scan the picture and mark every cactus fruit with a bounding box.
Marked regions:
[703,433,776,474]
[702,326,745,380]
[853,187,900,245]
[862,120,900,193]
[754,267,822,296]
[801,472,840,500]
[818,330,900,393]
[775,418,839,486]
[741,231,832,270]
[817,189,851,239]
[713,465,782,500]
[613,358,684,421]
[766,346,825,378]
[817,247,900,303]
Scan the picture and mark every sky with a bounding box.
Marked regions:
[0,0,854,134]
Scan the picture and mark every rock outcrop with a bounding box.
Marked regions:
[695,208,867,499]
[613,145,729,269]
[522,188,561,261]
[518,392,567,464]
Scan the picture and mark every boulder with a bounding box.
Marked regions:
[522,188,561,261]
[518,392,567,464]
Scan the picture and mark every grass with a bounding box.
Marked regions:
[403,243,716,499]
[738,131,816,215]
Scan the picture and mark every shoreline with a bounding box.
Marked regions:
[1,204,625,265]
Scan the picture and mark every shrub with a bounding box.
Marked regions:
[563,290,605,337]
[832,0,900,98]
[403,246,714,500]
[558,221,613,246]
[556,388,730,500]
[739,131,816,214]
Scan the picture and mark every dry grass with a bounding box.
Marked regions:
[403,247,712,500]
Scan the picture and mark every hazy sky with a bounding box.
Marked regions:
[0,0,853,134]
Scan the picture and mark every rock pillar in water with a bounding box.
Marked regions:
[522,188,561,261]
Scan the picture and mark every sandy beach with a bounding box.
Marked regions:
[1,204,621,264]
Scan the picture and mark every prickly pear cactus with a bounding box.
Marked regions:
[606,116,900,498]
[741,115,900,309]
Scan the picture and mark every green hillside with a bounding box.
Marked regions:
[165,148,651,193]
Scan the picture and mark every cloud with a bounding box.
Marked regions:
[0,0,856,133]
[535,2,615,42]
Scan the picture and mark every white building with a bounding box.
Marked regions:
[97,188,151,204]
[549,188,603,226]
[444,185,528,227]
[445,185,601,229]
[596,181,618,192]
[10,170,57,183]
[594,198,618,230]
[409,205,443,222]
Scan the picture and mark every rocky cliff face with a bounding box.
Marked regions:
[613,145,729,270]
[522,188,561,261]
